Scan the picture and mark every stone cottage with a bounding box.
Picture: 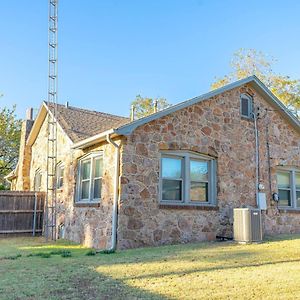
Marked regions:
[8,76,300,249]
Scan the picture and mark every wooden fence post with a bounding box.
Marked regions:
[32,193,37,236]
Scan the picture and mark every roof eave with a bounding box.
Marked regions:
[26,102,74,147]
[71,129,118,149]
[115,75,300,135]
[26,102,48,146]
[116,76,257,136]
[247,79,300,132]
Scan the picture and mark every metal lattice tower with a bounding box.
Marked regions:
[45,0,58,241]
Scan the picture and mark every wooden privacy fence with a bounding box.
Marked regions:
[0,191,44,235]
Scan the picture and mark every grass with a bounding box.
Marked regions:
[0,235,300,299]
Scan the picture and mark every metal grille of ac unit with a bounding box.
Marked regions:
[233,208,263,243]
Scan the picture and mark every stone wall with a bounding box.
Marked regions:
[29,114,117,249]
[118,84,300,249]
[15,83,300,250]
[15,119,34,190]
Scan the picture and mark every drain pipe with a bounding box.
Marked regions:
[253,110,260,207]
[106,134,121,252]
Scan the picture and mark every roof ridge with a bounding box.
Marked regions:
[46,102,129,120]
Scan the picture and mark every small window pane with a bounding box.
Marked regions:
[190,160,208,182]
[93,178,101,199]
[57,176,63,189]
[295,173,300,189]
[57,166,64,188]
[296,191,300,208]
[162,157,182,179]
[190,182,208,202]
[241,97,250,117]
[278,189,291,207]
[34,173,42,191]
[162,179,182,201]
[94,158,103,178]
[81,181,90,199]
[82,161,91,180]
[277,172,290,189]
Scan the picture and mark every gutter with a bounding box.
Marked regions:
[105,133,121,251]
[72,129,117,149]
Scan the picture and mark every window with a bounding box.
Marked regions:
[56,163,64,189]
[296,173,300,207]
[76,153,103,202]
[277,169,300,209]
[240,94,253,118]
[190,160,209,202]
[160,152,217,206]
[161,157,183,201]
[277,171,291,207]
[34,169,42,191]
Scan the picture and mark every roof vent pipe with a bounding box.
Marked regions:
[26,108,34,120]
[153,99,158,113]
[65,101,69,108]
[130,105,135,121]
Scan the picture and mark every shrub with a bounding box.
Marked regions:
[85,250,97,256]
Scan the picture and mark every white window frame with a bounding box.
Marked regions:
[56,162,64,190]
[159,151,217,207]
[240,93,253,119]
[76,152,103,203]
[34,169,42,192]
[296,172,300,208]
[276,167,300,210]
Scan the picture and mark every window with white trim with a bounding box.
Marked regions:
[240,93,253,118]
[277,169,300,209]
[56,163,64,189]
[76,153,103,202]
[34,169,42,192]
[160,152,217,206]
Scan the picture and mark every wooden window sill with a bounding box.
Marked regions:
[74,202,100,208]
[159,204,219,211]
[278,208,300,214]
[241,116,253,122]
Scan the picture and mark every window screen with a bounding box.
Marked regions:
[241,94,252,118]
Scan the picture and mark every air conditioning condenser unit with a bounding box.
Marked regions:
[233,208,263,243]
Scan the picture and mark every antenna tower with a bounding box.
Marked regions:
[45,0,58,241]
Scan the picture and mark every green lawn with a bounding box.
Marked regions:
[0,235,300,300]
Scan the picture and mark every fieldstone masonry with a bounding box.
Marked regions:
[13,82,300,249]
[28,114,117,248]
[15,119,34,190]
[118,84,300,248]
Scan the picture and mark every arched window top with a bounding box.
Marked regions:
[240,93,253,118]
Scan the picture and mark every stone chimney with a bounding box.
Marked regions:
[15,108,35,190]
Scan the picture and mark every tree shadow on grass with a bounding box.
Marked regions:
[264,234,300,242]
[46,266,167,300]
[117,257,300,282]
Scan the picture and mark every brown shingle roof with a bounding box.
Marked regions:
[46,102,130,143]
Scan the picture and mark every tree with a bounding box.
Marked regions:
[130,95,171,119]
[0,103,21,189]
[211,48,300,117]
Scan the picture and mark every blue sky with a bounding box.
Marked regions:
[1,0,300,118]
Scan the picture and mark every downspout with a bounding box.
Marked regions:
[253,110,260,207]
[106,134,121,252]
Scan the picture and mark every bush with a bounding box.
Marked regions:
[85,249,97,256]
[2,254,22,260]
[61,251,72,258]
[99,249,116,254]
[27,252,51,258]
[0,184,8,191]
